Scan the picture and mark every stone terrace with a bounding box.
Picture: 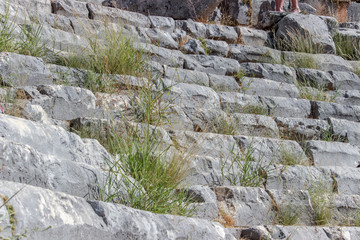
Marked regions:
[0,0,360,239]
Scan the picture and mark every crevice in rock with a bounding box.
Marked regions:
[69,19,76,33]
[86,4,95,20]
[265,189,279,224]
[330,173,338,193]
[309,101,319,119]
[87,200,109,226]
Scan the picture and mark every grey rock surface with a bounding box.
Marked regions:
[348,2,360,22]
[303,140,360,167]
[24,85,96,121]
[276,14,336,54]
[0,52,52,87]
[229,45,282,64]
[240,77,300,98]
[275,117,330,141]
[215,186,275,226]
[260,96,311,118]
[329,117,360,146]
[236,26,268,47]
[102,0,223,20]
[240,62,296,84]
[0,181,235,240]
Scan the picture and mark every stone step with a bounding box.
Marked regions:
[0,180,235,240]
[236,225,360,240]
[215,186,360,228]
[0,114,116,200]
[275,117,331,141]
[302,140,360,167]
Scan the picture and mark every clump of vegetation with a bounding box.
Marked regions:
[319,128,347,142]
[242,104,269,116]
[282,54,320,70]
[355,210,360,227]
[56,25,147,93]
[274,28,324,54]
[297,80,337,102]
[279,145,308,166]
[308,182,333,225]
[197,37,209,55]
[221,144,273,187]
[333,33,360,61]
[274,204,300,226]
[0,7,48,58]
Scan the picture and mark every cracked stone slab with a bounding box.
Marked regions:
[302,140,360,168]
[0,52,52,87]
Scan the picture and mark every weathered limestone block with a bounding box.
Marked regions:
[0,52,52,87]
[51,0,89,18]
[184,54,241,76]
[230,113,279,138]
[303,140,360,167]
[187,185,219,221]
[275,117,330,141]
[180,38,206,55]
[276,14,336,54]
[205,24,238,42]
[329,70,360,90]
[240,77,300,98]
[236,26,268,47]
[149,16,175,32]
[260,96,311,118]
[311,101,360,122]
[169,130,240,159]
[87,3,151,27]
[145,28,178,49]
[348,2,360,22]
[240,62,296,84]
[164,67,210,86]
[208,74,240,92]
[204,39,230,56]
[268,189,314,225]
[215,186,275,226]
[321,167,360,195]
[162,83,220,110]
[218,92,264,114]
[175,20,207,38]
[266,165,333,191]
[25,85,96,121]
[102,0,223,20]
[0,181,235,240]
[229,45,282,64]
[329,117,360,146]
[297,68,335,90]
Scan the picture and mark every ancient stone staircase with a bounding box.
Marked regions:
[1,0,360,239]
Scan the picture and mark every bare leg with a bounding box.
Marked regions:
[275,0,285,12]
[291,0,300,13]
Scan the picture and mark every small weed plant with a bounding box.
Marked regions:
[297,80,337,102]
[197,37,209,55]
[280,145,308,166]
[355,210,360,227]
[56,25,147,93]
[274,28,324,54]
[333,33,360,61]
[0,6,49,58]
[221,144,272,187]
[308,182,333,226]
[274,204,300,226]
[100,124,193,216]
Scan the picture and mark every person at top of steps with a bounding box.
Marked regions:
[275,0,300,13]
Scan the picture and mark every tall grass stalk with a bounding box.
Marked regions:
[56,25,147,93]
[221,144,272,187]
